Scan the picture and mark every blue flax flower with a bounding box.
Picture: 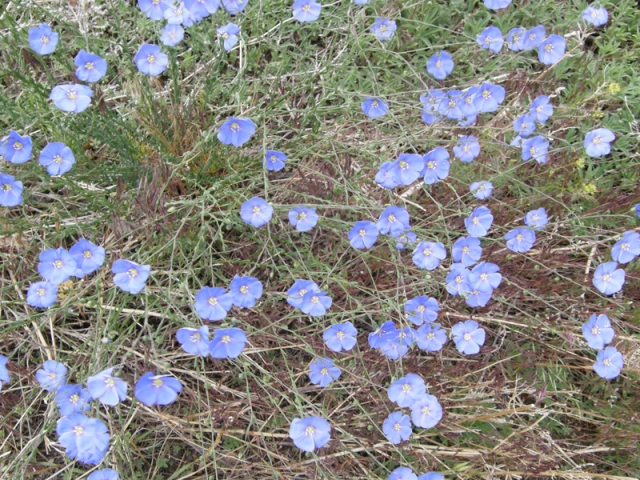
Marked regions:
[388,467,417,480]
[484,0,512,9]
[582,314,614,350]
[464,288,492,308]
[396,230,417,250]
[522,135,550,164]
[410,394,442,429]
[513,113,536,138]
[185,0,220,16]
[209,327,247,358]
[87,368,128,406]
[523,25,546,50]
[538,35,566,65]
[36,360,67,391]
[368,320,396,349]
[88,470,119,480]
[69,239,105,278]
[287,279,320,308]
[371,18,396,42]
[458,86,480,117]
[1,130,32,164]
[240,197,273,228]
[138,0,170,20]
[382,411,412,444]
[524,207,548,230]
[423,147,449,185]
[323,322,357,352]
[289,416,331,452]
[74,50,107,83]
[0,355,9,390]
[309,357,340,387]
[222,0,248,15]
[584,128,615,157]
[39,142,75,176]
[292,0,321,22]
[470,181,493,200]
[530,95,554,123]
[176,326,210,356]
[353,0,369,3]
[452,320,485,355]
[112,259,151,294]
[229,275,263,308]
[289,206,318,232]
[420,88,445,125]
[505,228,536,253]
[218,117,256,147]
[56,414,110,464]
[415,323,447,352]
[0,173,23,207]
[446,264,472,296]
[264,150,287,171]
[582,6,608,27]
[453,135,480,163]
[592,262,625,295]
[636,204,640,218]
[380,327,414,360]
[194,286,233,320]
[452,236,482,267]
[218,23,240,51]
[465,206,493,237]
[612,231,640,264]
[361,97,389,119]
[349,221,378,249]
[55,384,92,415]
[427,51,454,80]
[405,295,439,325]
[418,473,444,480]
[593,346,623,380]
[29,24,59,55]
[26,281,58,308]
[437,90,464,121]
[377,206,410,237]
[477,26,503,54]
[391,154,425,185]
[50,84,93,113]
[135,372,182,406]
[506,27,526,51]
[388,373,426,408]
[474,83,505,113]
[38,247,77,284]
[469,261,502,293]
[160,24,185,46]
[134,44,168,76]
[412,241,446,270]
[376,161,401,189]
[300,290,332,316]
[164,2,187,23]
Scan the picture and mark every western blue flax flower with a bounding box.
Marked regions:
[39,142,75,176]
[185,0,220,16]
[50,84,93,113]
[289,416,331,452]
[135,372,182,406]
[289,206,318,232]
[55,384,92,415]
[423,147,450,185]
[410,394,442,429]
[636,204,640,218]
[0,173,23,207]
[524,207,548,229]
[452,320,485,355]
[160,24,185,46]
[582,314,614,350]
[505,228,536,253]
[88,470,119,480]
[56,414,110,464]
[464,288,492,308]
[412,241,446,270]
[0,355,9,390]
[382,411,412,444]
[176,326,210,356]
[469,261,502,293]
[69,239,105,278]
[470,181,493,200]
[538,35,566,65]
[87,368,128,406]
[506,27,526,51]
[418,473,444,480]
[36,360,67,391]
[452,236,482,267]
[368,320,396,348]
[437,90,465,121]
[134,44,168,76]
[287,279,320,308]
[465,206,493,237]
[612,231,640,264]
[300,290,332,316]
[210,327,247,358]
[26,281,58,308]
[264,150,287,171]
[513,113,536,138]
[74,50,107,83]
[194,287,233,321]
[477,26,504,54]
[29,24,59,55]
[484,0,512,9]
[164,1,187,23]
[388,467,417,480]
[323,322,357,352]
[380,327,414,360]
[349,221,378,249]
[415,323,447,352]
[396,230,417,250]
[522,135,550,164]
[361,97,389,118]
[377,206,410,237]
[388,373,426,408]
[427,51,454,80]
[458,86,480,117]
[308,357,340,387]
[592,262,625,295]
[420,88,445,125]
[391,154,425,185]
[218,117,256,147]
[530,95,554,123]
[353,0,369,3]
[376,161,401,189]
[453,135,480,163]
[584,128,615,157]
[473,83,505,113]
[229,275,263,308]
[370,18,396,42]
[582,6,608,26]
[292,0,321,22]
[445,264,472,296]
[240,197,273,228]
[222,0,248,14]
[112,259,151,294]
[593,346,623,380]
[405,295,439,325]
[38,247,77,284]
[1,130,32,164]
[523,25,546,50]
[138,0,170,19]
[218,23,240,51]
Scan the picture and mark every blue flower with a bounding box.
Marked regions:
[505,228,536,253]
[484,0,512,10]
[87,367,128,406]
[380,327,414,360]
[28,24,59,55]
[458,86,480,117]
[470,181,493,200]
[240,197,273,228]
[323,322,357,352]
[222,0,248,15]
[592,262,625,295]
[395,230,417,250]
[218,117,256,147]
[218,23,240,51]
[405,295,439,325]
[264,150,287,171]
[382,411,412,444]
[74,50,107,83]
[473,83,505,113]
[530,95,554,123]
[427,51,454,80]
[56,414,110,464]
[300,290,332,316]
[135,372,182,406]
[412,241,447,270]
[54,384,92,416]
[418,473,444,480]
[160,24,185,47]
[39,142,75,176]
[0,355,9,389]
[538,35,566,65]
[391,154,425,185]
[582,314,614,350]
[286,279,320,308]
[465,206,493,237]
[388,373,426,408]
[309,357,340,387]
[185,0,220,17]
[289,206,318,232]
[636,203,640,218]
[452,320,485,355]
[138,0,170,20]
[452,236,482,267]
[582,6,608,27]
[464,288,492,308]
[353,0,369,3]
[112,259,151,294]
[453,135,481,163]
[370,18,397,42]
[26,281,58,308]
[522,135,550,163]
[513,113,536,138]
[593,346,623,380]
[69,239,105,278]
[522,25,546,50]
[612,231,640,264]
[289,416,331,452]
[377,206,410,237]
[376,161,401,189]
[50,84,93,113]
[437,90,465,121]
[368,320,396,348]
[88,469,119,480]
[38,247,77,284]
[36,360,67,391]
[477,26,503,54]
[506,27,526,51]
[410,395,443,430]
[349,221,379,249]
[209,327,247,358]
[445,264,472,296]
[420,88,445,125]
[229,275,263,308]
[415,323,447,352]
[0,173,23,207]
[584,128,615,157]
[134,44,168,76]
[524,207,548,230]
[468,261,502,293]
[361,97,389,119]
[194,286,233,320]
[292,0,321,22]
[1,130,32,164]
[176,326,210,356]
[164,2,188,23]
[423,147,450,184]
[388,467,417,480]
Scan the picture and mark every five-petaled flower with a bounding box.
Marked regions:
[592,262,625,295]
[427,51,454,80]
[292,0,322,22]
[229,275,263,308]
[134,372,182,406]
[39,142,75,176]
[370,18,397,42]
[584,128,615,157]
[0,173,23,207]
[50,84,93,113]
[29,24,59,55]
[240,197,273,228]
[452,320,486,355]
[289,206,318,232]
[112,259,151,294]
[308,357,340,387]
[323,322,358,352]
[218,23,240,51]
[218,117,256,147]
[176,326,211,356]
[87,367,128,406]
[74,50,108,82]
[582,314,615,350]
[1,130,32,164]
[387,373,426,408]
[348,221,379,249]
[134,44,169,76]
[361,97,389,118]
[382,411,412,444]
[593,346,623,380]
[209,327,248,358]
[289,416,331,452]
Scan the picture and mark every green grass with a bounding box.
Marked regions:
[1,0,640,478]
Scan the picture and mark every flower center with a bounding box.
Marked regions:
[482,90,490,99]
[480,273,488,281]
[69,393,79,404]
[472,217,479,225]
[602,274,611,282]
[484,36,492,44]
[455,275,463,284]
[222,32,229,39]
[74,426,84,435]
[423,248,431,256]
[387,214,396,223]
[393,423,401,431]
[13,141,22,150]
[359,229,366,237]
[422,406,430,415]
[53,260,63,269]
[53,155,63,164]
[128,268,138,278]
[336,331,345,339]
[305,426,315,435]
[462,246,470,254]
[530,146,538,155]
[105,377,115,387]
[240,285,249,294]
[402,383,411,393]
[398,161,407,170]
[297,212,307,220]
[380,25,387,32]
[221,335,231,344]
[513,34,520,42]
[417,305,425,313]
[311,296,319,304]
[48,372,57,379]
[463,333,471,341]
[621,243,629,251]
[427,332,435,340]
[299,289,307,297]
[85,62,94,70]
[41,35,49,44]
[427,161,435,169]
[37,288,46,296]
[532,214,539,222]
[591,326,600,335]
[303,4,310,11]
[463,145,470,152]
[545,44,553,52]
[153,378,163,387]
[436,60,442,68]
[83,250,92,258]
[67,90,77,100]
[2,184,12,192]
[371,101,378,108]
[320,367,328,375]
[252,206,261,214]
[191,333,201,342]
[516,234,524,241]
[231,122,240,132]
[147,54,156,64]
[603,358,611,366]
[208,297,218,305]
